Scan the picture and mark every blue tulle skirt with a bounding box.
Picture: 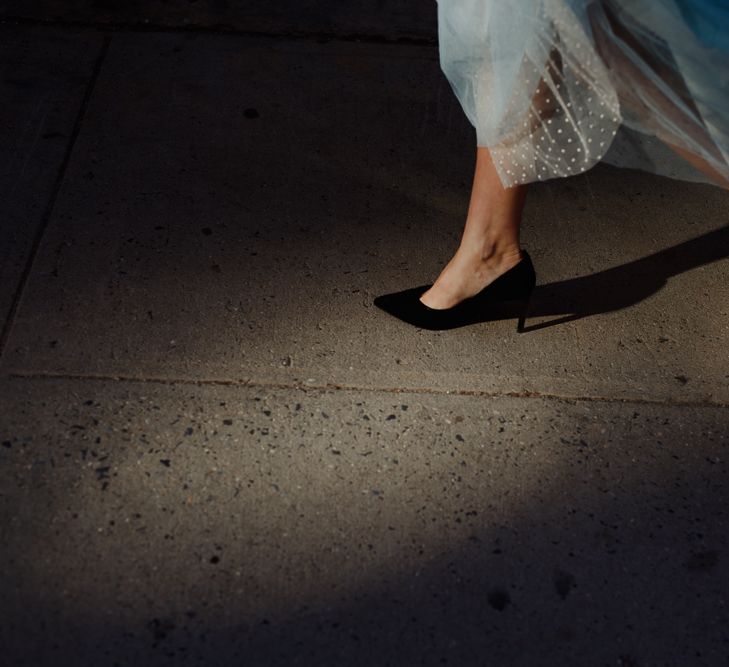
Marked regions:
[437,0,729,187]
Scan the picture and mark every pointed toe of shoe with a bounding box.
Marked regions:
[373,285,442,329]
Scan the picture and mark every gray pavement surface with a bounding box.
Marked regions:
[1,9,728,667]
[2,377,728,666]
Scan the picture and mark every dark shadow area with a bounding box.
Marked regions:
[0,0,438,42]
[523,224,729,332]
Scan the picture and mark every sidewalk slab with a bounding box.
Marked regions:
[0,25,103,333]
[1,31,727,403]
[0,1,438,40]
[548,166,729,403]
[1,376,727,666]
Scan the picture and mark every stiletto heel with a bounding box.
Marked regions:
[517,292,532,333]
[374,249,537,331]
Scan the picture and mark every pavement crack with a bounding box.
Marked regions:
[5,370,729,409]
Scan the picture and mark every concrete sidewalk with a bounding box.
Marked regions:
[1,15,728,667]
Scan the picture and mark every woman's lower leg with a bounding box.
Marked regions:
[419,147,530,309]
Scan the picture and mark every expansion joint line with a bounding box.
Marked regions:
[6,371,729,409]
[0,34,111,360]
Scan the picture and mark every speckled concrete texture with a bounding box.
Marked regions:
[1,376,728,666]
[0,30,727,402]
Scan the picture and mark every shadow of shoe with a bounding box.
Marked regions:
[521,224,729,332]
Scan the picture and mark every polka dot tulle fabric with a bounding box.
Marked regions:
[437,0,729,187]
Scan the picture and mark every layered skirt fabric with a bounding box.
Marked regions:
[437,0,729,187]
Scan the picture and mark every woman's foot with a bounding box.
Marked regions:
[373,248,535,331]
[419,244,523,309]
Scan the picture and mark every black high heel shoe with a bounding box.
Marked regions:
[373,249,536,332]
